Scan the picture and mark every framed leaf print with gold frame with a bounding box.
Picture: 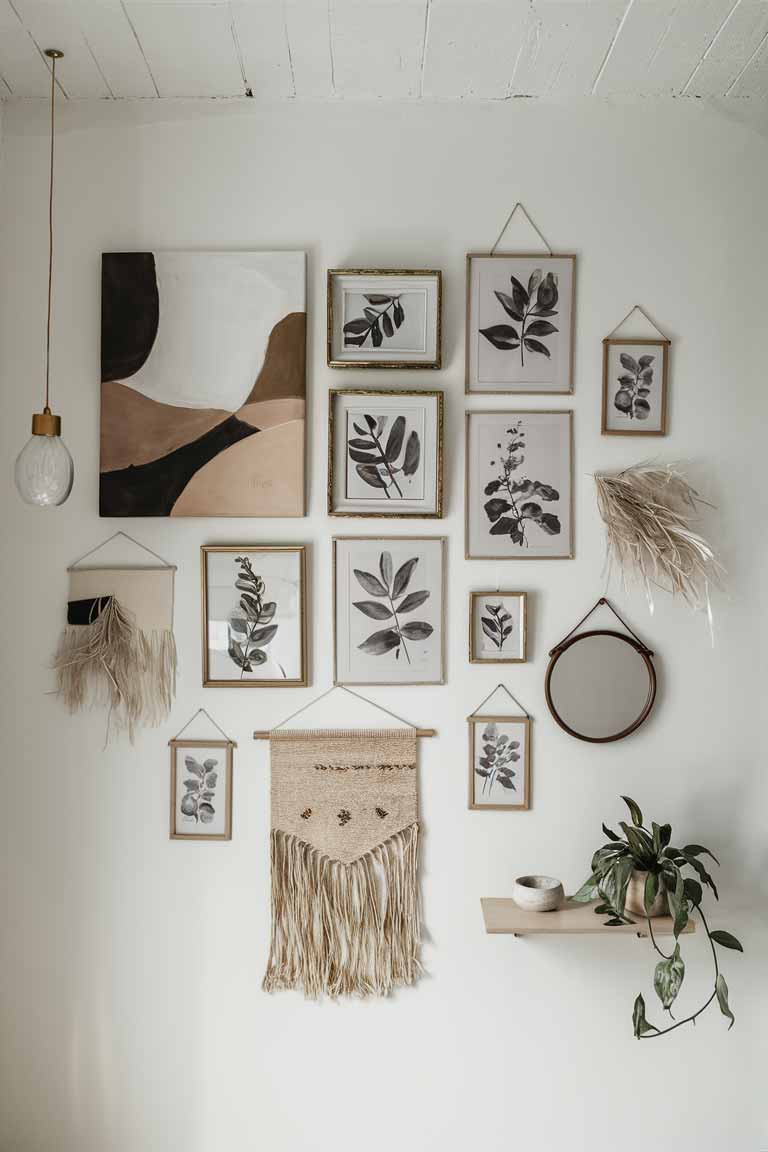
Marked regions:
[601,337,669,436]
[170,739,233,840]
[328,269,442,369]
[468,715,530,811]
[328,389,443,518]
[201,545,308,687]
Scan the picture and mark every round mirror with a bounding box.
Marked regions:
[545,629,656,743]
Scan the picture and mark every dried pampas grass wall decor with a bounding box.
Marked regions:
[594,463,723,617]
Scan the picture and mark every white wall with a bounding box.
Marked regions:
[0,97,766,1152]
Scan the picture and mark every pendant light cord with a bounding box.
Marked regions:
[45,52,57,413]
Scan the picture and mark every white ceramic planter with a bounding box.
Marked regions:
[625,870,668,917]
[512,875,564,913]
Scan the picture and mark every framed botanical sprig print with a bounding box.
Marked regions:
[333,536,446,685]
[327,269,442,369]
[170,739,233,840]
[469,591,527,663]
[328,389,443,518]
[466,253,575,393]
[201,545,307,687]
[468,716,530,811]
[465,410,573,560]
[602,338,670,435]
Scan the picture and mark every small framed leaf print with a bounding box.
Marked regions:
[466,253,575,393]
[328,389,443,517]
[469,591,527,663]
[333,536,446,685]
[201,545,308,687]
[465,411,573,560]
[468,716,530,811]
[170,739,233,840]
[602,338,670,436]
[327,269,442,369]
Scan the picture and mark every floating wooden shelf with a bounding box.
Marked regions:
[481,898,696,938]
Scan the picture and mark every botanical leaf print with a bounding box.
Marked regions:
[614,352,654,420]
[228,555,280,678]
[180,755,218,824]
[475,723,520,796]
[348,413,421,499]
[353,550,432,664]
[344,295,405,349]
[483,420,561,546]
[480,269,559,365]
[481,602,513,651]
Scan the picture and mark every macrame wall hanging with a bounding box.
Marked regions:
[54,532,177,741]
[255,687,435,999]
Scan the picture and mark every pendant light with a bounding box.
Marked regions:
[14,48,74,507]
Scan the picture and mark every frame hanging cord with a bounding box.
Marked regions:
[490,202,553,256]
[254,685,435,739]
[170,708,237,745]
[605,304,670,342]
[469,683,530,718]
[68,531,176,571]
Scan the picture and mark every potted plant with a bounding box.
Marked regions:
[572,796,743,1039]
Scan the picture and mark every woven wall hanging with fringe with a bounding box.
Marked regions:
[54,533,177,741]
[263,725,422,999]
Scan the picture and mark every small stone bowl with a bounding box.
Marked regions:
[512,875,564,913]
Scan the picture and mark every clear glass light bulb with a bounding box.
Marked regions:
[15,432,74,506]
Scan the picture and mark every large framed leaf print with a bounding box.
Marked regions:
[465,411,573,560]
[466,253,575,393]
[333,536,446,685]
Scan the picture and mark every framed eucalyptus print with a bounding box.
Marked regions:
[466,253,575,393]
[327,269,442,369]
[201,545,307,687]
[469,591,527,663]
[333,536,445,685]
[602,338,669,436]
[466,411,573,560]
[328,389,443,518]
[468,716,530,811]
[170,739,233,840]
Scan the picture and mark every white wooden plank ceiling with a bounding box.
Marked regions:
[0,0,767,100]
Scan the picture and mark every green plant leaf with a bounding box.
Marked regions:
[613,856,633,916]
[602,823,620,842]
[681,853,719,900]
[632,994,659,1038]
[710,930,743,953]
[619,822,656,866]
[683,877,702,907]
[571,874,600,903]
[682,843,720,866]
[716,974,735,1029]
[654,943,685,1010]
[621,795,644,828]
[644,871,659,914]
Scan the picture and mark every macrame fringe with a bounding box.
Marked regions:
[263,823,422,999]
[54,597,177,742]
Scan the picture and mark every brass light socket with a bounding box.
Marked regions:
[31,407,61,437]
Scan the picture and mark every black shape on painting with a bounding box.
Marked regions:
[101,253,159,382]
[99,416,259,516]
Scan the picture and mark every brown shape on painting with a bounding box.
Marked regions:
[242,312,306,405]
[170,413,305,517]
[100,381,230,472]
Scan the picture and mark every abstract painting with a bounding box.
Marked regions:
[100,251,306,516]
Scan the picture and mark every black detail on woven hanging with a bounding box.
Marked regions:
[67,596,114,626]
